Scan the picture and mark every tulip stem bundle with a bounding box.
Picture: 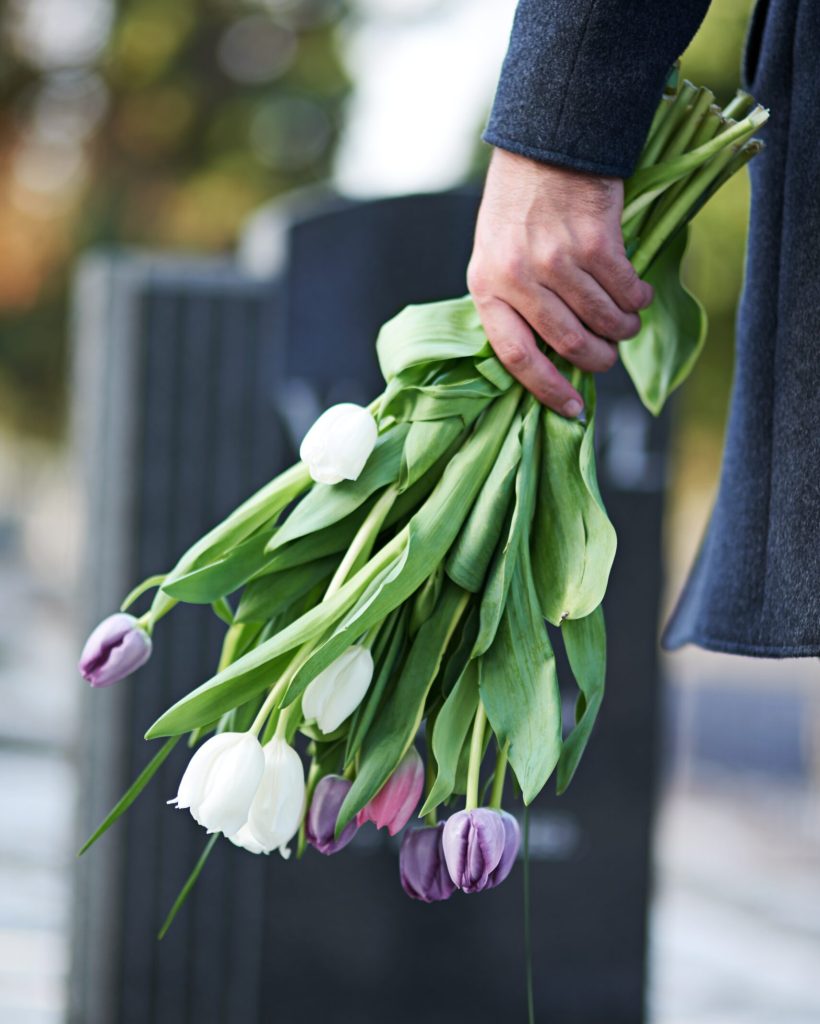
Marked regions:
[78,66,768,929]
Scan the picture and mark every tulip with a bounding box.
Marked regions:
[442,808,506,894]
[227,825,269,856]
[399,824,456,903]
[486,810,521,889]
[302,646,374,734]
[243,737,305,858]
[305,774,358,855]
[79,612,152,687]
[357,746,424,836]
[169,732,264,836]
[299,402,378,485]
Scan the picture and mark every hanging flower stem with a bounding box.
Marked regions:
[465,700,487,811]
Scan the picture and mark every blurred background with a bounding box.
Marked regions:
[1,1,818,1022]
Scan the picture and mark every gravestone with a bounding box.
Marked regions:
[71,189,668,1024]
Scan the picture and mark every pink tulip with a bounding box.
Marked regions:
[357,746,424,836]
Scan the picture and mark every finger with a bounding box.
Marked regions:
[587,244,654,314]
[518,285,618,373]
[544,262,642,341]
[475,296,584,417]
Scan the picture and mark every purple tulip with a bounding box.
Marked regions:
[442,808,506,893]
[306,774,358,855]
[399,823,456,903]
[486,810,521,889]
[79,613,152,687]
[357,746,424,836]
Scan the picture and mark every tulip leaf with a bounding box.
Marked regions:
[472,399,540,656]
[336,581,469,834]
[266,424,409,553]
[161,532,272,604]
[446,412,522,592]
[479,546,562,805]
[556,605,606,794]
[282,387,522,706]
[474,355,514,392]
[620,228,707,416]
[399,417,464,492]
[531,377,617,626]
[150,462,312,624]
[343,607,409,769]
[78,736,180,855]
[235,555,339,624]
[259,498,378,573]
[382,368,499,423]
[419,659,479,816]
[376,295,488,382]
[158,833,219,940]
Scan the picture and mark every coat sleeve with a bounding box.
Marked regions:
[483,0,712,178]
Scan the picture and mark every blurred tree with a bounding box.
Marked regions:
[0,0,350,436]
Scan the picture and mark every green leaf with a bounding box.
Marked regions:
[266,425,409,553]
[474,355,514,392]
[620,228,707,415]
[531,378,617,626]
[556,605,607,794]
[150,462,311,623]
[376,295,488,381]
[162,532,271,605]
[343,606,408,768]
[78,737,180,855]
[260,498,378,573]
[211,597,234,626]
[283,387,522,706]
[472,400,540,656]
[382,368,499,423]
[446,412,522,592]
[158,833,219,940]
[120,574,166,612]
[419,660,479,815]
[235,555,338,624]
[478,549,562,805]
[336,581,469,833]
[396,417,465,494]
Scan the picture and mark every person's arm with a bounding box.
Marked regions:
[469,0,711,415]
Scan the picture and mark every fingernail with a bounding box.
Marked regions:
[563,399,583,418]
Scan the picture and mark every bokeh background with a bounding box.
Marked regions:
[1,1,818,1022]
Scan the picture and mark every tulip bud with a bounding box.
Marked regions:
[306,774,358,855]
[242,737,305,859]
[302,646,374,734]
[486,810,521,889]
[399,824,456,903]
[169,732,265,837]
[79,613,152,687]
[357,746,424,836]
[299,402,378,485]
[441,808,506,894]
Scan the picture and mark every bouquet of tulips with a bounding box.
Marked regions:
[78,67,767,932]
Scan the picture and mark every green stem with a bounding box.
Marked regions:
[489,743,509,810]
[636,79,698,169]
[465,699,487,811]
[297,760,323,859]
[424,748,438,827]
[523,806,534,1024]
[722,89,754,120]
[659,85,714,161]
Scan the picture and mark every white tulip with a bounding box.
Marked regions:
[302,645,374,734]
[169,732,264,836]
[241,737,305,859]
[299,403,377,485]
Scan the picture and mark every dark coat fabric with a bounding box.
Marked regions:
[484,0,820,657]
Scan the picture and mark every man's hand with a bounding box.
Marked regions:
[467,149,654,417]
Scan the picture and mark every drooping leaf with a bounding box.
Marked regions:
[419,659,479,815]
[620,228,707,415]
[336,581,469,833]
[235,555,339,624]
[556,605,607,794]
[399,416,465,492]
[78,737,180,855]
[473,399,540,655]
[446,412,522,592]
[158,833,219,940]
[151,462,311,623]
[479,546,562,805]
[376,295,488,382]
[531,377,617,626]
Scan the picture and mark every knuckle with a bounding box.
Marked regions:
[578,226,609,262]
[466,259,492,300]
[557,331,585,359]
[497,340,532,373]
[539,245,564,277]
[497,250,527,285]
[600,344,618,371]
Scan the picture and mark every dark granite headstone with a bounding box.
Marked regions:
[71,190,667,1024]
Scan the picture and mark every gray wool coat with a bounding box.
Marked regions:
[485,0,820,658]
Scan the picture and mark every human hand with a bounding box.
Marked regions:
[467,149,654,417]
